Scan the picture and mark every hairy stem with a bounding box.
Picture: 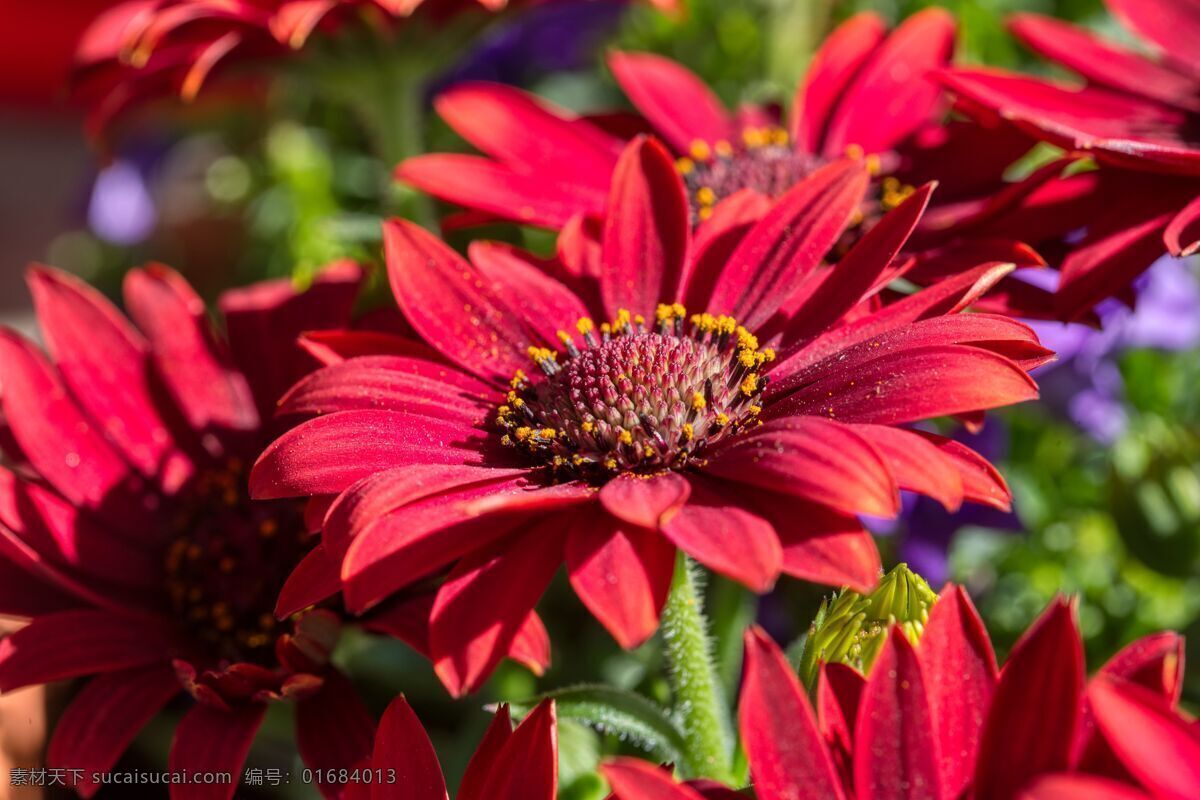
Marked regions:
[661,553,735,783]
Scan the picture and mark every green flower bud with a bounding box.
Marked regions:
[797,563,938,690]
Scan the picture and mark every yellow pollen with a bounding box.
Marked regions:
[714,139,733,157]
[676,157,695,174]
[691,392,707,411]
[672,302,686,318]
[696,186,716,206]
[682,424,694,441]
[738,349,757,368]
[601,322,612,335]
[865,154,882,175]
[557,330,572,344]
[515,427,533,441]
[644,446,655,457]
[748,405,762,415]
[761,348,776,362]
[714,412,730,427]
[581,421,595,434]
[604,458,618,471]
[634,313,646,327]
[845,143,865,160]
[614,309,632,330]
[576,317,595,335]
[771,127,790,146]
[742,127,766,148]
[510,369,527,388]
[741,374,759,395]
[539,428,557,439]
[618,430,634,445]
[689,139,712,160]
[698,206,714,221]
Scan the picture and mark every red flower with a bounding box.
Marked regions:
[344,697,557,800]
[251,137,1047,697]
[605,593,1195,800]
[939,0,1200,318]
[71,0,521,136]
[398,9,964,232]
[0,262,545,799]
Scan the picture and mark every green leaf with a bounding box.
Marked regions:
[507,684,689,767]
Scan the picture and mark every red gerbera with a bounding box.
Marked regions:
[398,9,968,231]
[344,696,557,800]
[602,592,1196,800]
[251,136,1048,697]
[939,0,1200,318]
[0,262,544,799]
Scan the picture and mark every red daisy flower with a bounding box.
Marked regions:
[0,262,544,799]
[251,137,1048,697]
[602,592,1195,800]
[939,0,1200,318]
[343,696,557,800]
[398,9,968,232]
[396,9,1066,321]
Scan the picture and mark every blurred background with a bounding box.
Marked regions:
[0,0,1197,798]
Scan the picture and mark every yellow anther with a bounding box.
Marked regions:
[696,186,716,206]
[656,303,675,322]
[735,326,756,347]
[572,454,586,466]
[865,154,882,175]
[644,446,655,457]
[748,404,762,415]
[690,139,712,160]
[557,330,572,344]
[618,430,634,445]
[539,428,557,439]
[698,206,714,221]
[771,127,790,146]
[500,434,513,447]
[581,421,595,434]
[714,412,730,427]
[576,317,595,335]
[634,313,646,327]
[676,157,695,175]
[614,309,631,330]
[845,143,865,160]
[510,369,527,387]
[604,458,619,471]
[682,423,694,441]
[672,302,686,318]
[515,427,533,441]
[761,348,776,362]
[691,392,707,411]
[741,374,759,395]
[742,127,766,148]
[601,322,612,335]
[552,455,566,467]
[512,397,526,408]
[738,349,757,368]
[714,139,733,157]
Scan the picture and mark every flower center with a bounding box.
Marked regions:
[496,305,772,484]
[164,460,312,667]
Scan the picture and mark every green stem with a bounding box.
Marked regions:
[661,553,735,783]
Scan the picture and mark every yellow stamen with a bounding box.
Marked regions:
[691,392,707,411]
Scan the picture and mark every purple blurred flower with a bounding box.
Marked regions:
[1027,257,1200,443]
[87,159,156,245]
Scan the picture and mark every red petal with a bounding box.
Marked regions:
[249,409,493,500]
[396,154,608,229]
[1165,194,1200,257]
[822,8,955,155]
[661,478,781,592]
[708,159,869,329]
[342,480,591,613]
[852,424,965,511]
[598,471,691,530]
[433,82,619,184]
[854,629,941,800]
[600,136,691,318]
[457,706,513,800]
[1107,0,1200,79]
[705,417,899,518]
[0,609,174,691]
[123,263,258,441]
[0,330,147,521]
[1087,676,1200,800]
[295,670,376,799]
[975,598,1084,800]
[508,611,552,677]
[298,329,438,366]
[1099,632,1185,702]
[1020,774,1152,800]
[1009,14,1200,112]
[793,12,887,153]
[370,696,446,800]
[920,584,998,799]
[168,703,266,800]
[429,519,565,696]
[602,757,707,800]
[46,666,180,798]
[384,217,531,383]
[28,262,192,492]
[740,627,846,800]
[483,699,558,800]
[783,182,934,344]
[276,356,493,422]
[218,260,362,418]
[467,240,592,349]
[681,189,772,312]
[608,51,733,154]
[566,512,675,649]
[769,344,1038,426]
[818,662,866,766]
